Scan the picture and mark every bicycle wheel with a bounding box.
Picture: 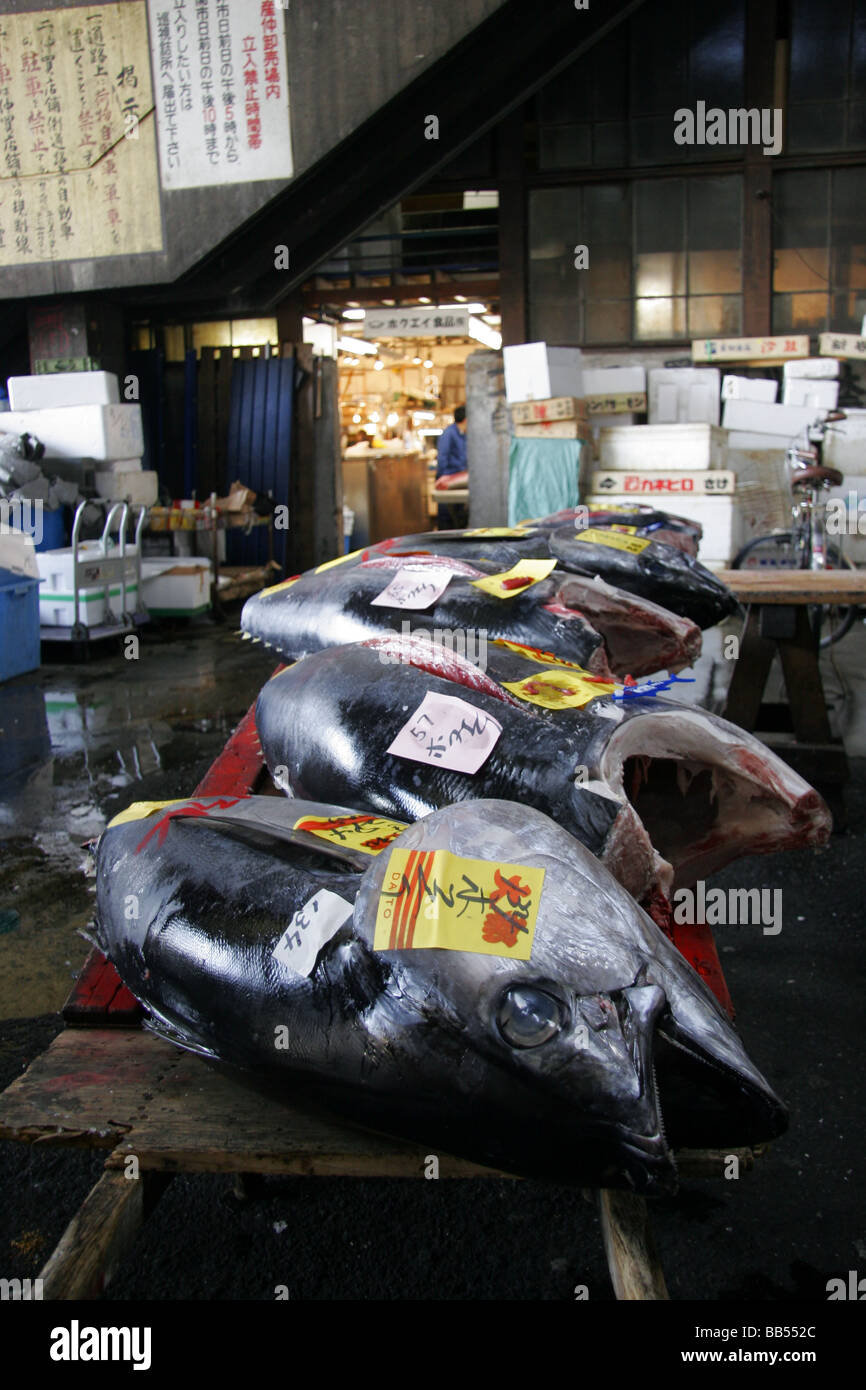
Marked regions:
[731,532,857,648]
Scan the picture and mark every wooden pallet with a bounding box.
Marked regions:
[4,675,753,1301]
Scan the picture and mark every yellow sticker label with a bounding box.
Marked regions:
[493,639,593,671]
[107,800,182,829]
[293,813,406,856]
[502,669,615,710]
[315,548,366,573]
[575,527,650,555]
[470,558,556,598]
[374,848,545,959]
[259,576,301,598]
[464,527,530,538]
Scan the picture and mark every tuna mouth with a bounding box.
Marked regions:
[598,707,831,889]
[653,1024,788,1150]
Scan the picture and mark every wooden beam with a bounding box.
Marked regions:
[497,108,528,346]
[38,1169,169,1300]
[598,1190,669,1301]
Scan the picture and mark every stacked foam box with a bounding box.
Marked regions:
[592,423,740,566]
[3,372,156,505]
[141,558,212,616]
[36,542,138,628]
[782,356,840,410]
[648,367,721,425]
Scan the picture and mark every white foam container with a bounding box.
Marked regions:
[36,543,138,627]
[141,558,212,614]
[721,398,826,437]
[7,371,119,411]
[783,356,840,380]
[648,368,721,425]
[586,492,742,564]
[721,375,778,402]
[2,404,143,460]
[95,469,158,504]
[598,422,726,472]
[503,344,583,403]
[782,378,840,410]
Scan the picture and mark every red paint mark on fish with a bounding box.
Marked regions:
[135,797,249,854]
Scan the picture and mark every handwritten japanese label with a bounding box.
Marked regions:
[818,332,866,361]
[370,568,453,610]
[387,692,502,774]
[691,335,809,362]
[0,4,162,266]
[146,0,292,188]
[374,848,545,959]
[502,668,615,710]
[272,889,354,977]
[574,528,650,555]
[470,558,556,598]
[292,813,406,856]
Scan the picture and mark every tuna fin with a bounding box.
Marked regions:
[142,1010,221,1062]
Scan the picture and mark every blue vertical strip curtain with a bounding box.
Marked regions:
[226,356,294,568]
[507,438,582,526]
[183,348,198,499]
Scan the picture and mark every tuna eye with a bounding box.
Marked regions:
[497,985,563,1048]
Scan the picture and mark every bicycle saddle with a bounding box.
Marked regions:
[791,464,844,490]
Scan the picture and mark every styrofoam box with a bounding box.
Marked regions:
[7,371,119,411]
[783,356,840,380]
[590,469,736,496]
[96,457,143,474]
[95,470,158,505]
[824,409,866,474]
[826,476,866,563]
[721,375,778,402]
[721,398,826,437]
[648,368,720,426]
[2,404,143,460]
[36,544,138,628]
[599,423,726,472]
[581,366,646,396]
[727,430,794,450]
[503,344,583,403]
[782,378,840,410]
[142,558,212,614]
[586,493,742,564]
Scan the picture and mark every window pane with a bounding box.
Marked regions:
[193,321,231,350]
[772,171,829,297]
[531,300,582,345]
[635,179,685,254]
[772,291,829,335]
[635,252,687,297]
[539,125,592,170]
[688,294,742,336]
[689,249,741,294]
[635,297,687,340]
[585,301,631,344]
[787,101,847,153]
[593,122,628,166]
[789,0,850,102]
[832,290,866,330]
[773,248,830,293]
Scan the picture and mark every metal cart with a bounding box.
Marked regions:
[39,499,150,646]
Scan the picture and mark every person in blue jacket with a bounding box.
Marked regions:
[435,404,468,529]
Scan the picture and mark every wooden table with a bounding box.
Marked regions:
[718,568,866,826]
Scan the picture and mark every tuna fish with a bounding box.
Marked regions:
[242,553,701,678]
[256,635,831,904]
[527,506,703,557]
[94,793,786,1190]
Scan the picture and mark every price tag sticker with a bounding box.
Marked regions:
[470,558,556,598]
[370,568,453,610]
[272,889,354,977]
[574,527,650,555]
[374,848,545,959]
[502,668,615,710]
[387,691,502,773]
[293,813,406,855]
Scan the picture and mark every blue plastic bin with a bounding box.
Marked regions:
[35,507,67,552]
[0,566,41,682]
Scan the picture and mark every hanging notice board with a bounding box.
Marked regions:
[0,3,163,266]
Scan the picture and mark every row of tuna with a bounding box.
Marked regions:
[93,504,831,1193]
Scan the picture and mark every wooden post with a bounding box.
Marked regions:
[38,1170,170,1300]
[598,1189,670,1300]
[497,107,528,346]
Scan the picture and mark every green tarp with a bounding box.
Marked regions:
[507,438,582,526]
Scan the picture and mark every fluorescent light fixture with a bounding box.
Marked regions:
[369,412,380,423]
[374,360,384,371]
[413,411,436,420]
[418,296,431,304]
[468,315,502,349]
[386,411,399,427]
[342,308,366,320]
[412,357,422,365]
[463,190,499,210]
[352,413,361,423]
[336,337,377,355]
[423,359,434,369]
[419,428,443,436]
[454,295,466,302]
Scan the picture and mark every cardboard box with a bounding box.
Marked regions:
[648,367,721,425]
[599,423,727,472]
[503,344,583,403]
[141,558,212,615]
[590,469,736,496]
[1,404,143,460]
[782,378,840,410]
[7,371,119,411]
[514,420,592,440]
[721,375,778,402]
[511,396,585,424]
[721,398,826,437]
[217,481,256,512]
[692,335,809,363]
[783,356,840,380]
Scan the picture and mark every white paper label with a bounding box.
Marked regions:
[386,692,502,773]
[370,569,453,610]
[272,890,353,977]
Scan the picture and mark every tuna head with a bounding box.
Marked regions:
[350,800,787,1191]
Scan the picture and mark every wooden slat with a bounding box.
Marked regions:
[598,1190,669,1301]
[63,948,143,1028]
[38,1170,149,1300]
[0,1029,183,1148]
[718,569,866,604]
[192,702,266,797]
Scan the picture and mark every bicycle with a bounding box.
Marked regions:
[731,410,859,648]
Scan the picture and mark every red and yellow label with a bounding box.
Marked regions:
[493,638,595,671]
[293,813,406,856]
[470,558,556,598]
[374,848,545,959]
[502,669,615,710]
[575,527,650,555]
